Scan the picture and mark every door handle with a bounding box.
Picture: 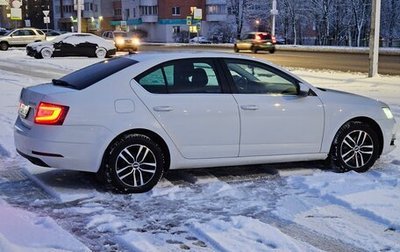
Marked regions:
[240,105,259,111]
[153,106,173,112]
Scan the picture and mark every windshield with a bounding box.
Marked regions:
[114,32,128,37]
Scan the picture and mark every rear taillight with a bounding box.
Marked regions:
[255,35,261,40]
[34,102,69,125]
[272,35,277,44]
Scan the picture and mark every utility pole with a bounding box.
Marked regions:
[270,0,278,35]
[368,0,381,77]
[77,0,82,33]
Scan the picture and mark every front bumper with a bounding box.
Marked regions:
[26,46,37,57]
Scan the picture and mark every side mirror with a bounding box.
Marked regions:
[298,83,310,97]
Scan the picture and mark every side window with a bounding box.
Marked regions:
[36,30,45,35]
[13,30,23,36]
[137,68,167,94]
[136,59,222,94]
[24,30,35,36]
[225,59,298,95]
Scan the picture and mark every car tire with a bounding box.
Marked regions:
[269,48,276,54]
[251,46,257,53]
[95,47,107,58]
[40,47,53,59]
[0,42,8,51]
[234,45,239,53]
[329,121,380,173]
[105,134,165,193]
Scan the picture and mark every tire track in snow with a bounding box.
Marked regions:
[0,60,68,80]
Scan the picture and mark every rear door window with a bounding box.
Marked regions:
[136,59,223,94]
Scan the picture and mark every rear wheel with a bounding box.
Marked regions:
[0,42,8,51]
[269,47,276,54]
[95,47,107,58]
[251,46,257,53]
[330,121,380,173]
[234,45,239,53]
[105,134,165,193]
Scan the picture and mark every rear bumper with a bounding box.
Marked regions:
[254,42,275,51]
[14,117,111,173]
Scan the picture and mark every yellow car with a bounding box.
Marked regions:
[102,31,140,51]
[234,32,276,54]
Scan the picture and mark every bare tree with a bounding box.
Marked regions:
[310,0,334,45]
[228,0,248,39]
[350,0,370,47]
[381,0,400,47]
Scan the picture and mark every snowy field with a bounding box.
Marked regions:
[0,48,399,251]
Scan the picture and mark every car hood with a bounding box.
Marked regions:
[317,87,389,112]
[27,41,53,49]
[321,87,380,101]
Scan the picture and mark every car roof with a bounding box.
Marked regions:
[121,51,300,83]
[124,51,251,63]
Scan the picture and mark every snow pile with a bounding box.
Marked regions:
[0,199,89,252]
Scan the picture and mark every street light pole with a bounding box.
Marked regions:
[271,0,278,35]
[368,0,381,77]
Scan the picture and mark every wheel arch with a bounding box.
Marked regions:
[99,128,171,174]
[334,116,384,157]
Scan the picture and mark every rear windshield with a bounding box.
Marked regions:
[258,33,272,40]
[55,57,138,90]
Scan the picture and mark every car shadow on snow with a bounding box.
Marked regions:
[27,161,330,195]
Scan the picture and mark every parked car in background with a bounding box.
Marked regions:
[41,29,63,41]
[0,27,45,50]
[275,35,286,45]
[189,36,211,44]
[14,52,397,193]
[234,32,276,54]
[0,28,10,36]
[101,31,140,51]
[26,33,116,59]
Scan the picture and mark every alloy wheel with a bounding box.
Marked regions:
[340,130,374,169]
[115,144,157,188]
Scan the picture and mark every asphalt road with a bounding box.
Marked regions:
[141,45,400,75]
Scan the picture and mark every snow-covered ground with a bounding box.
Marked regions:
[0,48,399,251]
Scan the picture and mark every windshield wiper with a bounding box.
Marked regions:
[52,79,77,89]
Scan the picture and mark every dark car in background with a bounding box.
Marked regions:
[41,29,64,41]
[234,32,276,54]
[0,28,9,36]
[26,33,116,59]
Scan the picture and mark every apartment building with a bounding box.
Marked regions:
[0,0,53,29]
[115,0,229,42]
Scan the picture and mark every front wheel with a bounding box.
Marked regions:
[330,121,380,173]
[234,45,239,53]
[105,134,165,193]
[40,47,53,59]
[251,46,257,53]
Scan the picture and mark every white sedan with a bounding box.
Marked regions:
[26,33,116,59]
[189,36,211,44]
[14,52,397,193]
